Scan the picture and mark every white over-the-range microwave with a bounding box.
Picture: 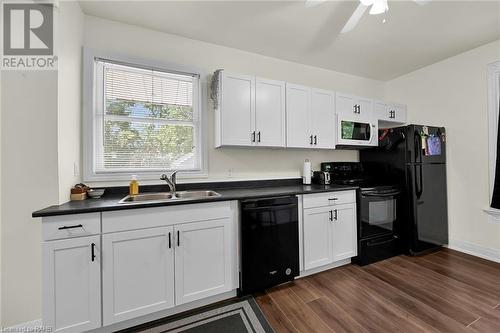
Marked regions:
[335,114,379,148]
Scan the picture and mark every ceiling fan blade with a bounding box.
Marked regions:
[304,0,327,8]
[341,3,368,34]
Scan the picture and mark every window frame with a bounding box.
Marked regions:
[485,61,500,221]
[83,48,208,181]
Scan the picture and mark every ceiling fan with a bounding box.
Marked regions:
[305,0,432,33]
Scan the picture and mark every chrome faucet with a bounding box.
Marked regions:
[160,170,179,198]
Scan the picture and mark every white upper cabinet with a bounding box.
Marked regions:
[216,72,255,147]
[311,89,335,149]
[286,84,336,149]
[286,83,311,148]
[43,236,101,333]
[214,71,285,147]
[255,78,286,147]
[374,101,407,125]
[336,92,373,119]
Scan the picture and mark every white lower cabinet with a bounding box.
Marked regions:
[174,219,233,305]
[42,202,237,332]
[302,192,357,271]
[42,235,101,333]
[102,227,175,325]
[303,207,333,270]
[332,203,357,261]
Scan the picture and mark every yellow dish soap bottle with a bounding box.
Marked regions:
[129,175,139,195]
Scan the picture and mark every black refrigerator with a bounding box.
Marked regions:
[360,125,448,255]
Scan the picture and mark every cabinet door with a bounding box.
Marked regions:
[303,207,333,270]
[392,104,407,123]
[221,72,255,146]
[356,97,373,119]
[175,218,234,305]
[311,88,335,149]
[374,101,391,121]
[255,78,286,147]
[286,83,311,148]
[43,236,101,332]
[332,203,357,261]
[102,227,174,325]
[335,93,356,117]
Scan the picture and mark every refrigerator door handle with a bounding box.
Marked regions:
[415,164,424,198]
[414,130,422,163]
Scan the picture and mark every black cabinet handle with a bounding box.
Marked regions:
[58,224,83,230]
[329,210,333,221]
[334,209,338,221]
[257,131,261,143]
[91,243,96,262]
[328,198,338,201]
[168,232,171,249]
[314,135,317,145]
[310,135,313,145]
[251,131,256,142]
[353,104,358,113]
[177,230,180,247]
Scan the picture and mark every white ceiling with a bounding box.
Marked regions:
[79,0,500,81]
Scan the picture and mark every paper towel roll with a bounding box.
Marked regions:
[303,159,312,185]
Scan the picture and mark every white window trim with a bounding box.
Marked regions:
[82,48,208,181]
[485,61,500,222]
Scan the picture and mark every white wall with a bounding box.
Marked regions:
[57,2,84,203]
[1,71,59,327]
[0,2,84,327]
[385,39,500,259]
[82,15,386,186]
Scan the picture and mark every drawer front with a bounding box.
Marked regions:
[102,201,233,233]
[303,191,356,209]
[42,213,101,241]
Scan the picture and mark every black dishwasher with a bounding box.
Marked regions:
[239,196,299,296]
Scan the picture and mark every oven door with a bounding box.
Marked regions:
[336,116,378,147]
[359,189,400,239]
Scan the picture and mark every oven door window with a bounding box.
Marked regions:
[360,195,397,238]
[341,121,371,141]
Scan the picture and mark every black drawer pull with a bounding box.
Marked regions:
[58,224,83,230]
[177,230,180,247]
[91,243,96,262]
[328,198,338,201]
[168,232,171,249]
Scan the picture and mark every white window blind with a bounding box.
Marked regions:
[93,59,202,175]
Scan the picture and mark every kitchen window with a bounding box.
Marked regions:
[83,50,206,181]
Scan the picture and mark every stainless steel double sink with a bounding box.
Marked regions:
[118,190,221,204]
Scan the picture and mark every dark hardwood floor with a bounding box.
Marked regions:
[255,249,500,333]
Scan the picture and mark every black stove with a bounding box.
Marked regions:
[321,162,403,265]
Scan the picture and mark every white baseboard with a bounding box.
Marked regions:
[448,239,500,263]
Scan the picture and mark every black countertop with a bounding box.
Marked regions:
[32,179,358,218]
